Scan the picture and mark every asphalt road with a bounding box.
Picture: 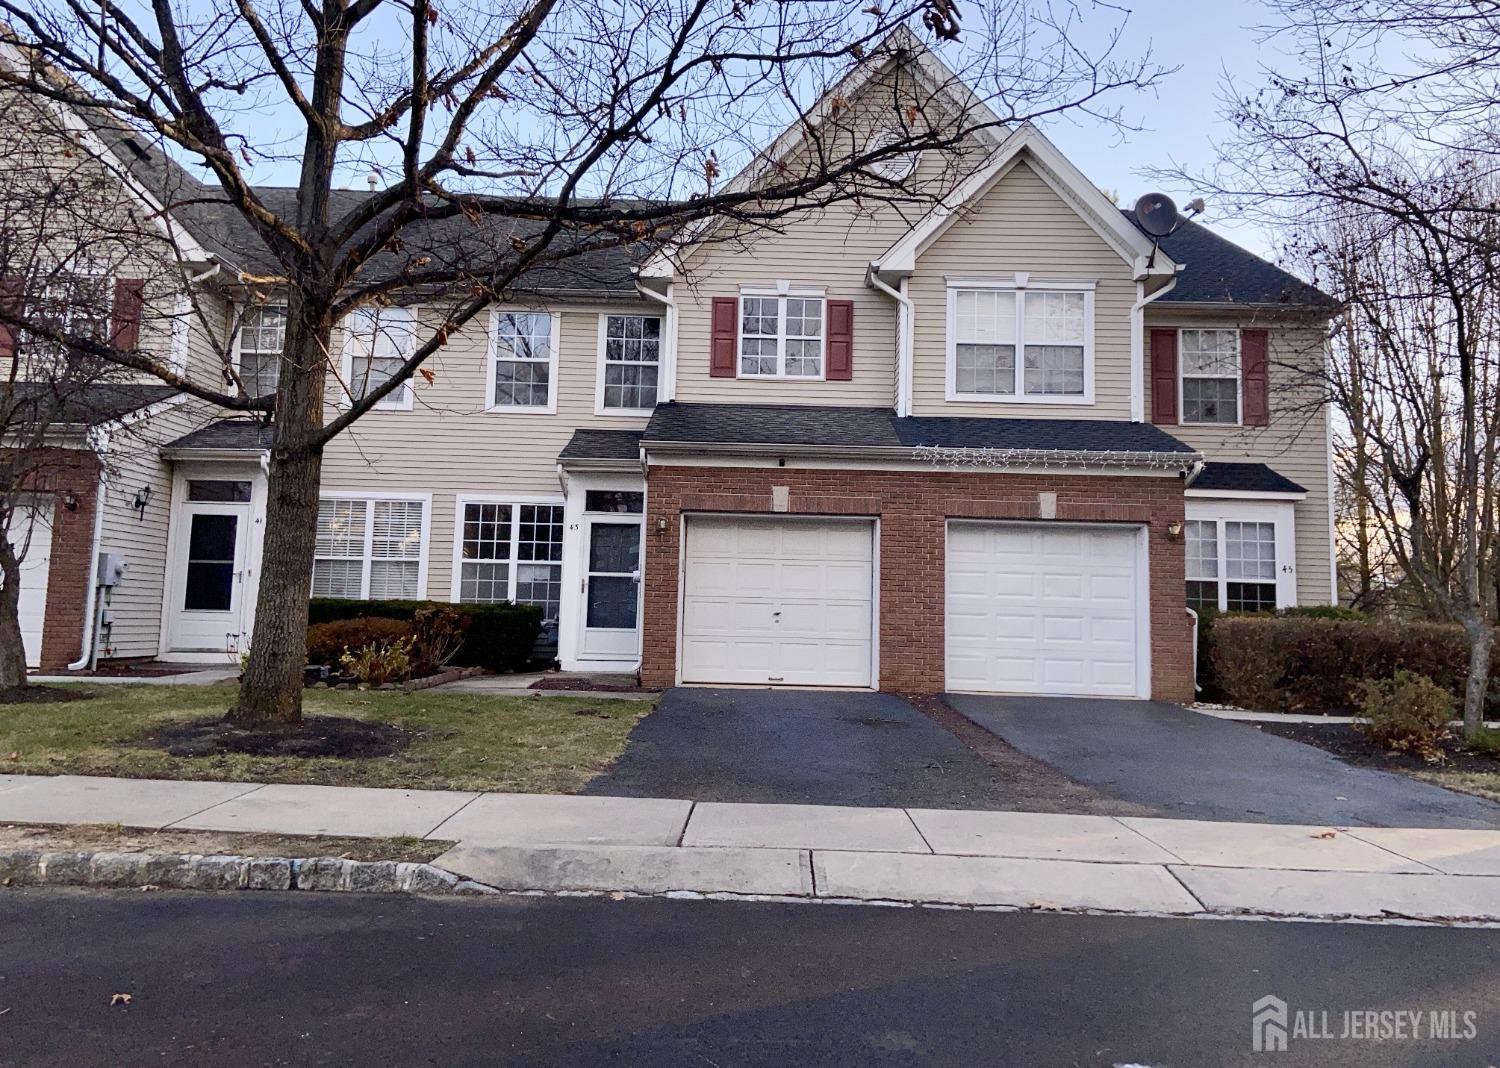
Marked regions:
[3,889,1500,1067]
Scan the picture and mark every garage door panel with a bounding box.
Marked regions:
[8,500,54,668]
[947,522,1144,698]
[682,517,874,687]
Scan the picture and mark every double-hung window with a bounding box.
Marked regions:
[1180,329,1240,424]
[237,304,285,397]
[1185,518,1279,613]
[457,501,565,623]
[312,496,427,599]
[948,280,1092,401]
[599,314,662,412]
[738,292,824,378]
[344,306,415,410]
[489,311,557,412]
[12,269,113,366]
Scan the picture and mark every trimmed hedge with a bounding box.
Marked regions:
[307,598,543,673]
[1206,615,1499,713]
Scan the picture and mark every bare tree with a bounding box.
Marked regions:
[0,0,1164,724]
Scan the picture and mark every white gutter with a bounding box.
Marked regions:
[636,281,678,402]
[867,267,914,417]
[643,438,1203,470]
[1130,275,1178,422]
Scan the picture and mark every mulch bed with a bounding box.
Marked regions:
[530,676,649,693]
[1255,720,1500,773]
[0,685,94,705]
[139,715,417,760]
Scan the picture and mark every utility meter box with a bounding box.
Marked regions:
[97,553,128,587]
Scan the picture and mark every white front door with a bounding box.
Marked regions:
[168,501,249,654]
[7,498,55,668]
[579,517,643,661]
[681,516,874,688]
[945,521,1146,698]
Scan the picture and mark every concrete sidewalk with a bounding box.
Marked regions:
[5,772,1500,922]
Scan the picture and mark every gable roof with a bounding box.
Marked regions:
[874,124,1173,280]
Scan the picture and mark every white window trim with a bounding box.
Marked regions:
[339,307,417,412]
[1184,499,1297,611]
[594,311,664,416]
[485,308,560,415]
[1178,327,1243,427]
[233,302,287,397]
[450,494,566,609]
[314,491,431,600]
[736,284,828,381]
[944,276,1096,405]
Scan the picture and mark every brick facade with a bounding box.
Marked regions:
[641,464,1193,701]
[3,447,103,670]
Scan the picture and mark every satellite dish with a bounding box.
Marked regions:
[1133,193,1179,238]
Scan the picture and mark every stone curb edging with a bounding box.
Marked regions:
[0,848,500,896]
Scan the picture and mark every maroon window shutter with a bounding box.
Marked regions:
[111,278,145,351]
[1149,328,1178,425]
[825,299,853,381]
[0,275,22,360]
[709,296,738,378]
[1241,328,1270,426]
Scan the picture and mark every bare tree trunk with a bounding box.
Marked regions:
[228,310,328,726]
[1462,620,1493,735]
[0,540,26,690]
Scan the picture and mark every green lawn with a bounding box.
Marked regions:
[0,684,654,793]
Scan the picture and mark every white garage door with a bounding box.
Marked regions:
[6,499,55,668]
[946,522,1144,698]
[681,516,874,687]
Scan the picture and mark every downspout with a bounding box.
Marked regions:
[866,266,913,417]
[68,429,112,670]
[636,281,677,402]
[1130,275,1178,422]
[1185,606,1200,694]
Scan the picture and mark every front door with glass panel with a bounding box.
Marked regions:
[580,516,643,661]
[169,481,251,653]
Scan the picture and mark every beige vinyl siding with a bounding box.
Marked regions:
[672,202,901,407]
[95,398,229,658]
[318,304,652,602]
[1148,312,1335,606]
[907,160,1136,419]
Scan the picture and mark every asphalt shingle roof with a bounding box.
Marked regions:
[164,419,275,452]
[1122,212,1334,308]
[1190,461,1306,495]
[0,382,179,426]
[559,429,644,462]
[642,402,1197,455]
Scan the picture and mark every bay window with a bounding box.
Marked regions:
[312,496,427,599]
[457,500,565,623]
[947,280,1093,402]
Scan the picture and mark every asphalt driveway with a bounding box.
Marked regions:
[583,688,1115,810]
[945,694,1500,828]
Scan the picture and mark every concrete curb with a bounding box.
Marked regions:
[0,848,499,896]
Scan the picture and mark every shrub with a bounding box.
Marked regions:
[306,617,412,666]
[1277,605,1364,621]
[308,598,543,672]
[409,606,470,676]
[1206,615,1495,713]
[1358,671,1454,762]
[340,637,415,687]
